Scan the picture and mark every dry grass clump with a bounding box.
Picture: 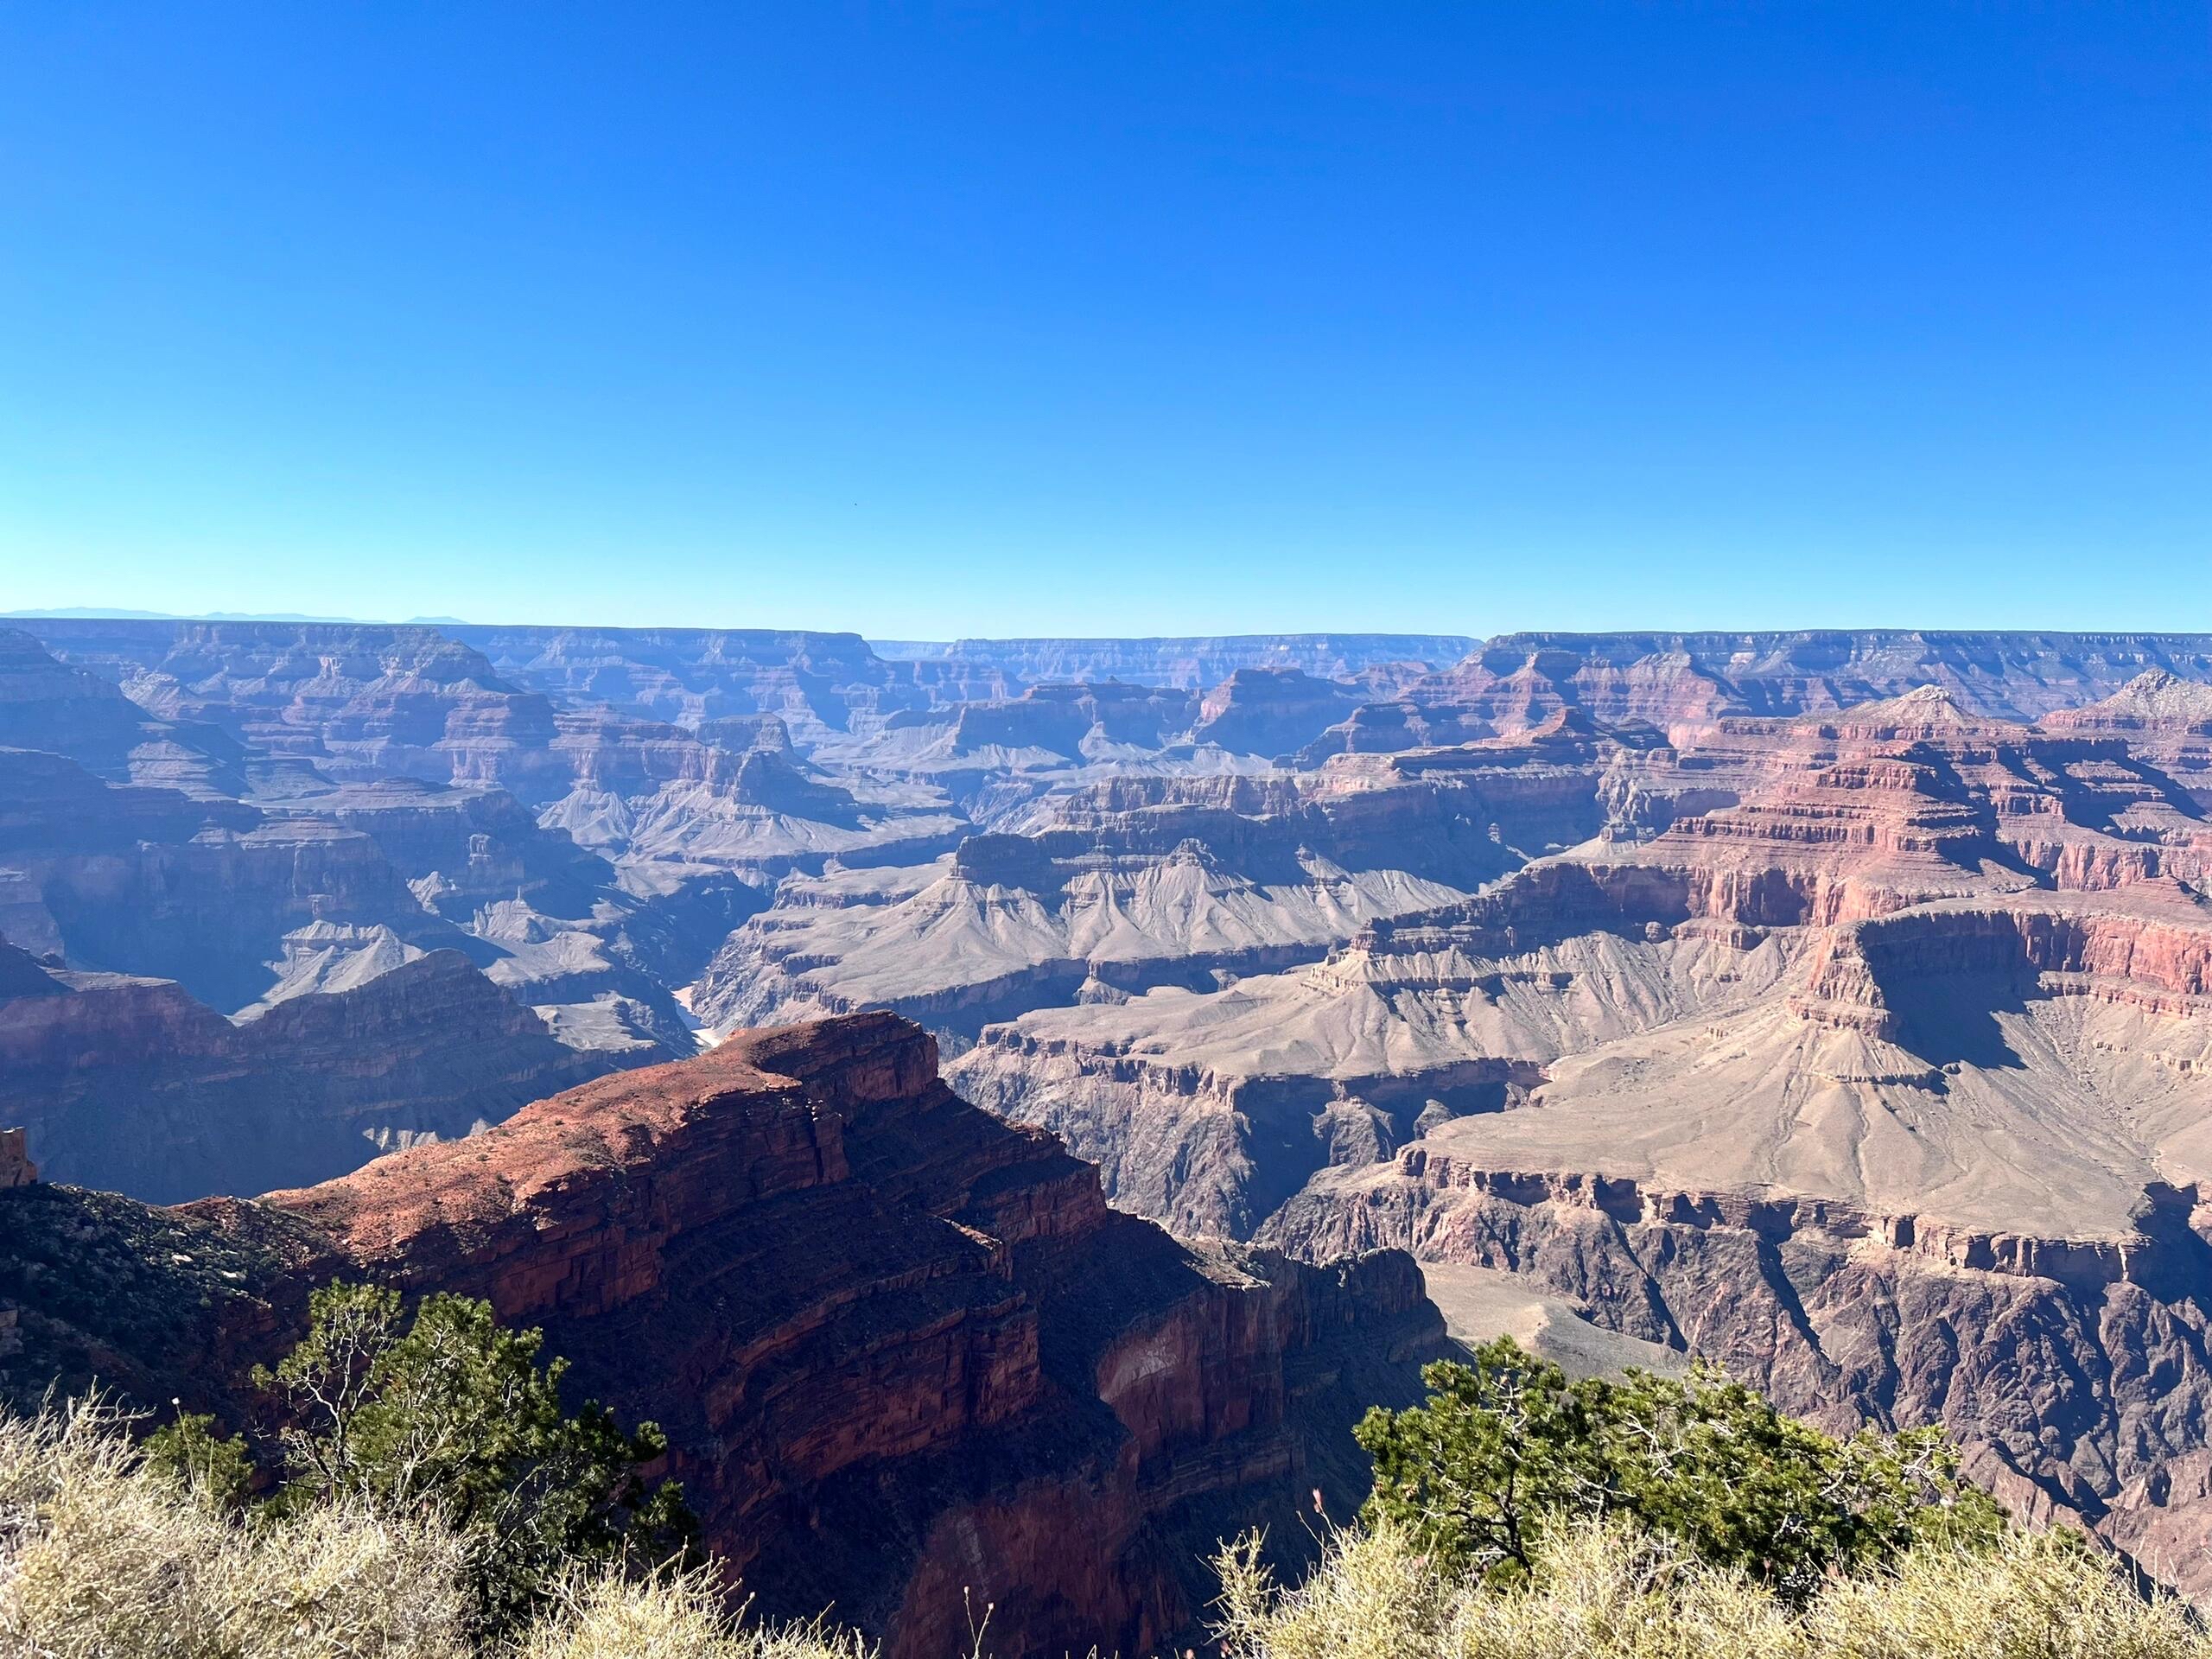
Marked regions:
[8,1396,2198,1659]
[0,1402,868,1659]
[1215,1518,2209,1659]
[1803,1532,2204,1659]
[519,1571,874,1659]
[0,1399,472,1659]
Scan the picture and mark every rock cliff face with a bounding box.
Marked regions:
[871,634,1480,690]
[942,685,2212,1576]
[0,1129,32,1189]
[444,626,941,741]
[1302,632,2212,757]
[690,727,1618,1043]
[0,627,250,797]
[1190,667,1366,758]
[19,619,572,797]
[24,620,969,876]
[17,611,2212,1584]
[1261,1161,2212,1588]
[0,1014,1446,1657]
[0,744,481,1014]
[0,943,612,1200]
[957,690,2212,1233]
[2044,670,2212,811]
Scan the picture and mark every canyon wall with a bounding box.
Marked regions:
[0,1014,1446,1656]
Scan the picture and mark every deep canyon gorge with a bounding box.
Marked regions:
[6,619,2212,1638]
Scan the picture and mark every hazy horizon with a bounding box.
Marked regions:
[12,607,2212,648]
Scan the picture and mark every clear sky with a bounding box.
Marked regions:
[1,3,2205,638]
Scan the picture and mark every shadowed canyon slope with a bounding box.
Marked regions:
[0,1014,1446,1658]
[7,620,2211,1195]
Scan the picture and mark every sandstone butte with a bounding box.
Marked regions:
[0,1012,1444,1659]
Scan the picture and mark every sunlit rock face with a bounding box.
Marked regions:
[944,683,2212,1584]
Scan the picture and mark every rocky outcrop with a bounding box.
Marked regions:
[697,713,1655,1051]
[2044,670,2212,812]
[21,621,961,872]
[958,691,2212,1240]
[1302,632,2212,757]
[1191,667,1364,759]
[444,625,966,745]
[0,944,614,1200]
[274,778,617,923]
[939,688,2212,1586]
[0,1129,32,1189]
[688,747,1605,1040]
[18,614,2212,1595]
[0,1014,1446,1658]
[0,673,757,1058]
[22,619,572,798]
[0,629,248,796]
[1262,1156,2212,1573]
[0,746,485,1014]
[827,682,1213,784]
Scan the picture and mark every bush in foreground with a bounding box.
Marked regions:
[1356,1338,2005,1599]
[1214,1517,2207,1659]
[3,1394,2197,1658]
[143,1280,696,1640]
[0,1398,471,1659]
[0,1400,855,1659]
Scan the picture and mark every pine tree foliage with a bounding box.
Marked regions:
[1354,1337,2005,1599]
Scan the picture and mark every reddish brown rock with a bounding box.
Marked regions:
[0,1013,1445,1657]
[0,944,613,1201]
[0,1128,33,1189]
[1314,632,2212,757]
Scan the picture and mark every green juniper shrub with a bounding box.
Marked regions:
[251,1281,700,1637]
[141,1407,254,1511]
[1354,1336,2005,1601]
[139,1280,697,1641]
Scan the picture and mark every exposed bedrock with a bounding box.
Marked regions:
[1260,1159,2212,1592]
[868,633,1478,691]
[266,777,618,921]
[16,621,959,870]
[0,1014,1447,1658]
[1306,632,2212,758]
[693,731,1628,1046]
[0,628,250,796]
[953,689,2212,1249]
[1801,898,2212,1036]
[22,618,575,797]
[442,625,943,741]
[938,687,2212,1592]
[6,757,478,1014]
[0,943,613,1200]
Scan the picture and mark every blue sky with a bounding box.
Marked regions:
[1,3,2204,637]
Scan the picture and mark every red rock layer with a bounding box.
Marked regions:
[0,944,612,1201]
[251,1013,1441,1658]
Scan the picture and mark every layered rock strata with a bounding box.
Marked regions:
[0,943,613,1200]
[1303,631,2212,756]
[691,725,1621,1044]
[945,688,2212,1580]
[0,1014,1445,1657]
